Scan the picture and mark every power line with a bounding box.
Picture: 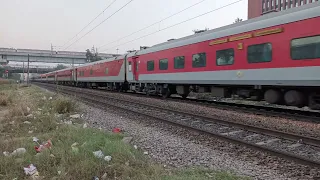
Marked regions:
[100,0,243,52]
[61,0,118,48]
[64,0,134,50]
[98,0,207,49]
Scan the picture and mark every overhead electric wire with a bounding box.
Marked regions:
[98,0,207,49]
[61,0,118,49]
[64,0,134,50]
[100,0,243,52]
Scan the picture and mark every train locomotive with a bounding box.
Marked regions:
[33,2,320,109]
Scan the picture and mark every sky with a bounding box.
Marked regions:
[0,0,248,55]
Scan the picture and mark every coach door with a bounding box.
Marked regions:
[75,69,78,82]
[71,70,74,81]
[132,56,139,81]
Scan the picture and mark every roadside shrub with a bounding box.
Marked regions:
[53,97,75,114]
[0,80,10,85]
[0,96,9,106]
[0,92,13,106]
[8,104,30,117]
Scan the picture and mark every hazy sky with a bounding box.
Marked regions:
[0,0,248,54]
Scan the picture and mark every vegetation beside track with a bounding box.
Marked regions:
[0,84,250,180]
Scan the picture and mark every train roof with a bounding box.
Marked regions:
[38,55,127,75]
[76,55,126,68]
[127,1,320,57]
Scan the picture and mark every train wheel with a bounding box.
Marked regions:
[284,90,306,107]
[162,89,171,98]
[180,93,189,99]
[308,93,320,110]
[181,94,188,99]
[264,89,283,104]
[146,90,151,96]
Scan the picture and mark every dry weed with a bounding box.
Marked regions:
[0,96,9,106]
[0,80,10,85]
[0,92,13,106]
[53,97,75,114]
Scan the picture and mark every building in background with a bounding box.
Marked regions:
[248,0,319,19]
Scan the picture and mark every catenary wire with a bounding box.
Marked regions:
[64,0,134,50]
[98,0,207,49]
[100,0,243,52]
[61,0,118,49]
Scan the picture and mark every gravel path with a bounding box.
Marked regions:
[94,91,320,139]
[78,102,319,180]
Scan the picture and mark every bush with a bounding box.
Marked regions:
[0,96,9,106]
[0,79,10,85]
[0,92,13,106]
[53,97,75,114]
[8,104,30,117]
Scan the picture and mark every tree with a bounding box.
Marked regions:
[86,49,94,62]
[85,47,102,63]
[54,64,67,70]
[234,18,243,23]
[93,54,102,62]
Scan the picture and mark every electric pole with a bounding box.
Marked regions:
[23,61,25,83]
[27,54,30,86]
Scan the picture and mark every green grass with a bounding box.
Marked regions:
[0,85,250,180]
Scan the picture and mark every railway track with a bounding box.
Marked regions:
[171,96,320,122]
[33,82,320,123]
[118,91,320,123]
[35,82,320,168]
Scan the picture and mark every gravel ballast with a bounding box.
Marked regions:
[78,102,319,180]
[94,91,320,139]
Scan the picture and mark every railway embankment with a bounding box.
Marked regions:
[0,84,248,180]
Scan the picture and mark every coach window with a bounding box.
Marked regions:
[159,58,168,70]
[216,49,234,66]
[147,60,154,71]
[174,56,185,69]
[291,35,320,60]
[247,43,272,63]
[90,69,93,75]
[192,53,206,68]
[105,68,109,75]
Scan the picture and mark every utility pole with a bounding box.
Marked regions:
[72,59,75,86]
[27,54,30,86]
[22,61,25,83]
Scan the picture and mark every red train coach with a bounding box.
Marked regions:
[56,68,74,85]
[125,2,320,109]
[75,56,126,90]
